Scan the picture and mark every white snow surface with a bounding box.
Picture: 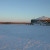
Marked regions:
[0,24,50,50]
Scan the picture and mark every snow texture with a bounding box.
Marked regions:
[0,24,50,50]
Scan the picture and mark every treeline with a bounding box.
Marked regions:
[0,22,31,24]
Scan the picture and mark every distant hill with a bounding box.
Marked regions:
[36,16,50,20]
[36,16,50,22]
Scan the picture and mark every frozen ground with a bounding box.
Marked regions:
[0,24,50,50]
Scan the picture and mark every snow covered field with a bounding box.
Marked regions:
[0,24,50,50]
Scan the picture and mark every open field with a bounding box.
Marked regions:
[0,24,50,50]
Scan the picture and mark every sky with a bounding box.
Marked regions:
[0,0,50,22]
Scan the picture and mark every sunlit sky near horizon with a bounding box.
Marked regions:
[0,0,50,22]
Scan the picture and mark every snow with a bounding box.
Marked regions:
[0,24,50,50]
